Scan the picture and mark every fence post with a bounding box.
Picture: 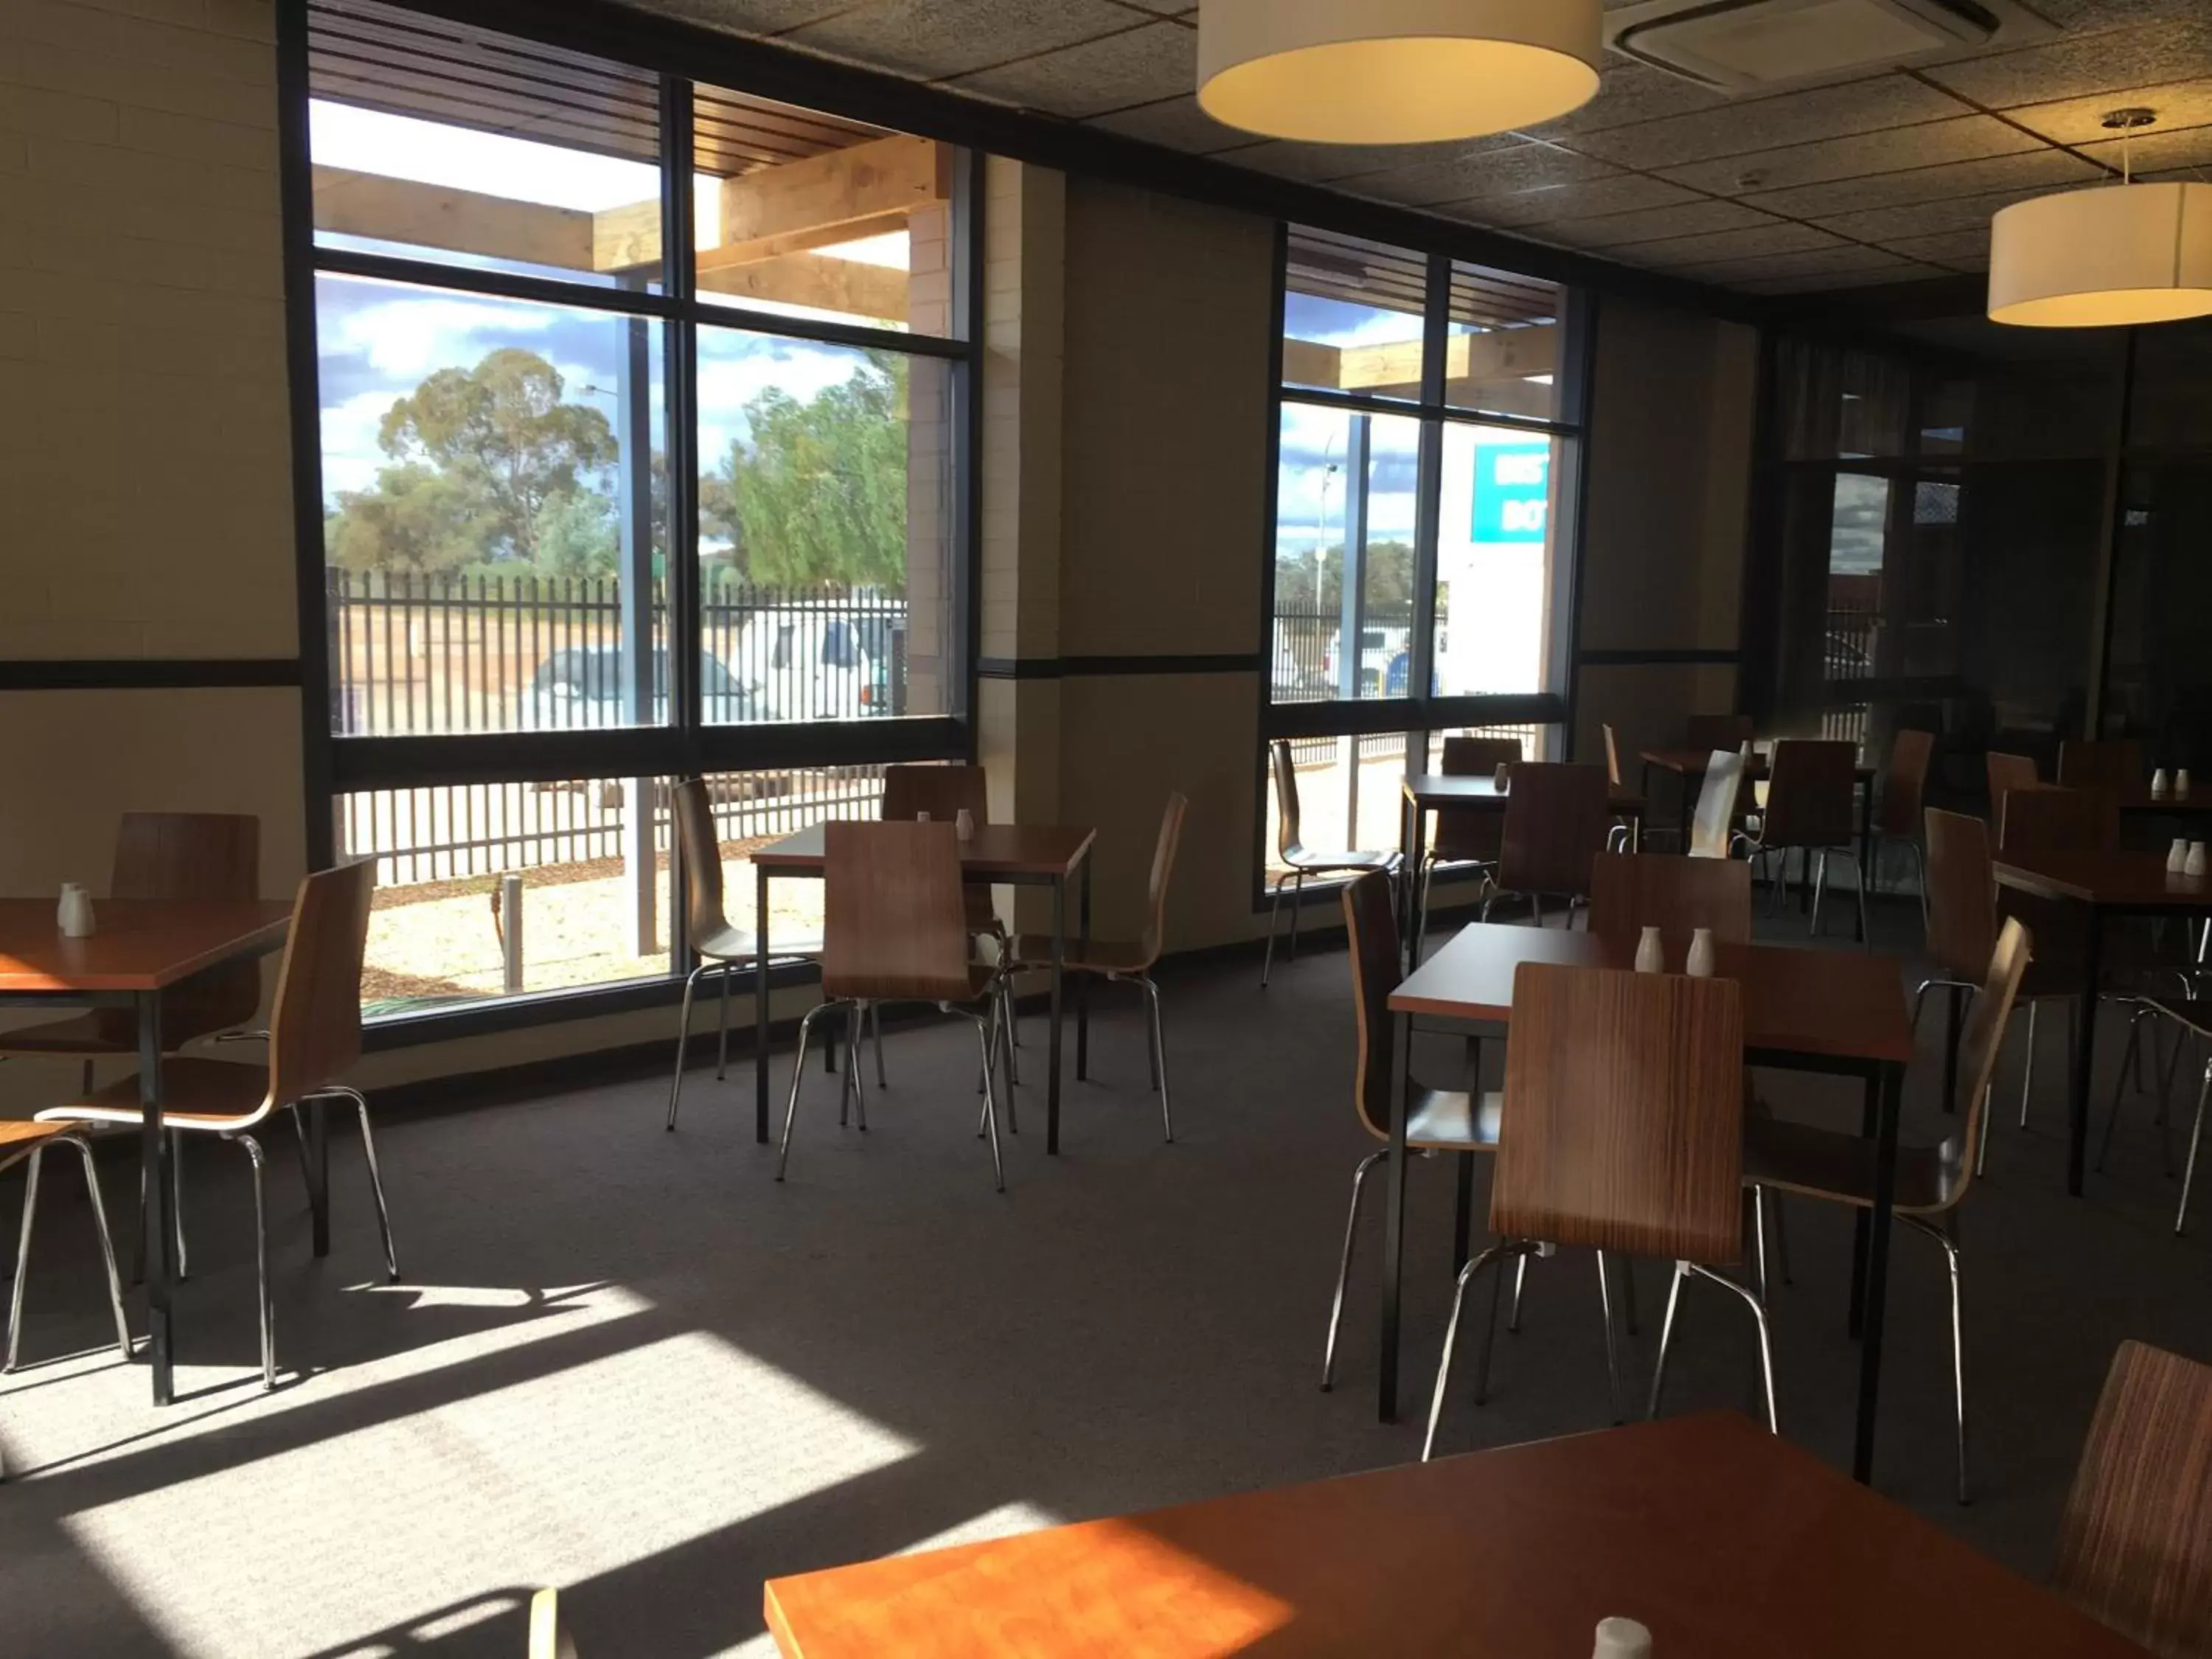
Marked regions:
[501,874,524,995]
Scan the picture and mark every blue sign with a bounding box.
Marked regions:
[1472,442,1551,543]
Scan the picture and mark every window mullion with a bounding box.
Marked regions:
[1406,252,1451,768]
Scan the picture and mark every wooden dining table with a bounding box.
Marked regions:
[752,824,1096,1154]
[0,897,293,1405]
[763,1411,2147,1658]
[1992,848,2212,1197]
[1383,923,1915,1484]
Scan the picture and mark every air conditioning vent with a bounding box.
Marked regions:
[1607,0,2051,92]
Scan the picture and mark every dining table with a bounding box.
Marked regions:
[0,896,293,1405]
[751,824,1096,1154]
[762,1411,2147,1658]
[1382,922,1915,1484]
[1991,848,2212,1197]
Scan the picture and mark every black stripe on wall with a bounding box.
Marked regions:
[0,659,305,691]
[978,654,1261,681]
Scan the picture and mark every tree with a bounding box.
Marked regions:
[532,489,620,578]
[375,347,618,564]
[1274,540,1418,616]
[703,352,907,588]
[327,463,498,574]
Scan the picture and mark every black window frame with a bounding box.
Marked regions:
[276,0,985,1046]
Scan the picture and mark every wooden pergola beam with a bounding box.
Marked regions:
[1281,325,1560,401]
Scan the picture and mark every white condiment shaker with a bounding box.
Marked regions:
[2152,768,2171,798]
[57,883,95,939]
[2180,769,2194,797]
[955,807,975,842]
[1686,927,1717,978]
[1593,1617,1653,1659]
[916,811,932,823]
[1634,926,1664,973]
[2169,838,2190,874]
[2188,842,2208,879]
[1493,763,1511,792]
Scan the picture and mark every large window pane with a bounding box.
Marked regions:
[1264,734,1408,883]
[1446,260,1562,422]
[698,325,955,723]
[1282,228,1427,403]
[1431,424,1564,698]
[318,275,666,735]
[1272,405,1422,703]
[309,0,664,290]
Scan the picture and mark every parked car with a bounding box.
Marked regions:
[723,601,890,722]
[520,647,751,728]
[1320,625,1411,697]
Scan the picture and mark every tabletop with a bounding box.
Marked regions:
[0,899,293,993]
[1994,849,2212,910]
[1391,923,1915,1065]
[2110,786,2212,815]
[763,1413,2143,1659]
[1403,773,1646,814]
[752,823,1096,879]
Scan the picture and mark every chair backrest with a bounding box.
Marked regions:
[265,858,377,1107]
[1491,962,1746,1265]
[1924,807,1998,981]
[102,812,262,1046]
[1688,748,1746,858]
[529,1589,580,1659]
[1587,853,1753,944]
[1880,728,1935,838]
[1433,736,1523,863]
[2059,739,2145,793]
[670,777,728,950]
[1136,793,1189,967]
[1937,917,2031,1212]
[882,764,995,935]
[2053,1340,2212,1659]
[2000,784,2118,853]
[1341,871,1402,1143]
[1270,739,1304,859]
[1601,724,1624,789]
[1496,763,1612,899]
[821,821,975,1002]
[1685,714,1753,753]
[1761,740,1859,848]
[1986,751,2041,809]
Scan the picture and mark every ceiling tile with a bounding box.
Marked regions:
[1738,146,2100,218]
[1084,94,1257,156]
[2081,122,2212,175]
[783,0,1139,80]
[1734,262,1950,294]
[1660,114,2044,196]
[1919,17,2212,109]
[1680,243,1922,282]
[947,20,1193,119]
[1630,220,1847,268]
[1522,60,1733,139]
[1106,0,1194,12]
[1541,197,1776,248]
[2008,80,2212,149]
[1357,143,1618,209]
[1566,74,1971,170]
[1879,229,1992,268]
[622,0,852,36]
[1469,173,1704,227]
[1813,183,2089,242]
[1227,135,1511,187]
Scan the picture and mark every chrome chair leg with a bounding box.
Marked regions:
[1002,981,1021,1088]
[65,1136,133,1362]
[665,962,709,1131]
[1506,1251,1528,1333]
[1321,1148,1388,1391]
[973,1015,1006,1192]
[1422,1241,1520,1462]
[2018,999,2039,1130]
[1595,1249,1624,1425]
[328,1089,401,1283]
[1262,877,1289,987]
[1647,1261,1688,1420]
[715,961,733,1082]
[1897,1212,1970,1504]
[1809,850,1829,936]
[1287,871,1306,963]
[235,1133,274,1391]
[776,1005,833,1180]
[1751,1186,1772,1304]
[871,1001,887,1089]
[1144,976,1174,1144]
[846,1013,868,1133]
[1688,1263,1778,1433]
[2178,1059,2210,1237]
[6,1147,44,1373]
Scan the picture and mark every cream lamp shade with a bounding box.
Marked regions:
[1197,0,1602,145]
[1989,181,2212,328]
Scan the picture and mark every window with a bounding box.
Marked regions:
[299,0,977,1026]
[1262,226,1585,903]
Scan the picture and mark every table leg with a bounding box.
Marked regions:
[2069,911,2103,1197]
[1379,1009,1412,1423]
[1076,855,1092,1082]
[1859,780,1875,939]
[1047,875,1065,1155]
[309,1094,330,1258]
[137,992,173,1405]
[756,863,771,1145]
[1404,799,1430,972]
[1853,1061,1905,1484]
[1943,986,1963,1115]
[1849,1076,1877,1338]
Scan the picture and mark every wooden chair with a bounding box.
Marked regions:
[1741,740,1867,944]
[883,763,1017,1088]
[781,821,1011,1189]
[664,777,832,1133]
[1423,962,1767,1460]
[1685,714,1754,753]
[1481,763,1612,929]
[1587,852,1753,944]
[1747,917,2031,1504]
[1413,737,1521,960]
[1007,794,1185,1144]
[1,1121,133,1385]
[2096,973,2212,1234]
[1877,728,1935,928]
[2003,783,2120,853]
[1263,739,1399,986]
[1986,750,2042,812]
[529,1588,579,1659]
[34,859,398,1391]
[1599,724,1633,855]
[2059,738,2146,793]
[2053,1340,2212,1658]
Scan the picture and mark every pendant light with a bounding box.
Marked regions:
[1989,109,2212,328]
[1197,0,1603,146]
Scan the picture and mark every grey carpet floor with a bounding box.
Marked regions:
[0,896,2207,1657]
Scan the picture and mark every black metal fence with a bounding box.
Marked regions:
[1270,603,1416,702]
[327,569,907,736]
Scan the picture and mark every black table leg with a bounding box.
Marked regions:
[137,992,173,1405]
[755,863,771,1144]
[1848,1074,1877,1338]
[1047,874,1065,1155]
[1853,1061,1905,1484]
[1379,1008,1412,1423]
[1943,985,1963,1114]
[1077,855,1092,1081]
[2069,910,2103,1196]
[1403,796,1428,972]
[309,1094,330,1258]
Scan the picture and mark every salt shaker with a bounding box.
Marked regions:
[1686,927,1717,978]
[1593,1617,1652,1659]
[1493,762,1511,793]
[57,883,95,939]
[916,810,932,823]
[2153,768,2171,798]
[2169,838,2190,874]
[955,807,975,842]
[2180,769,2194,797]
[1634,925,1664,973]
[2188,842,2208,879]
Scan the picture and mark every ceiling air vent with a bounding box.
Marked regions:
[1607,0,2049,92]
